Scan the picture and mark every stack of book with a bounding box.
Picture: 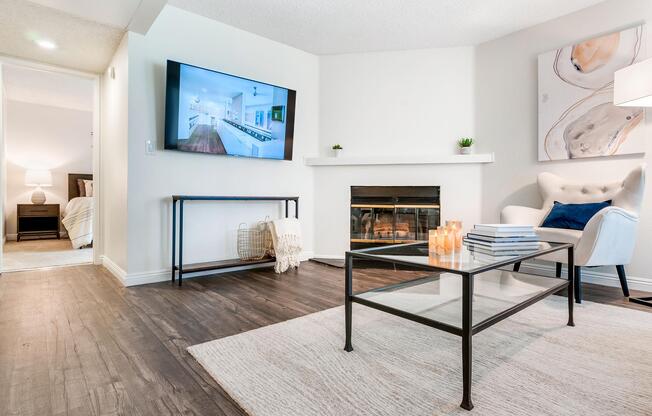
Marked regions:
[463,224,539,257]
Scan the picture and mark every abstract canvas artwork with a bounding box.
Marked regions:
[538,25,647,161]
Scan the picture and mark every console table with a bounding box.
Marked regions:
[171,195,299,286]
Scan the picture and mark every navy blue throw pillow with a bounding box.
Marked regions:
[541,200,611,230]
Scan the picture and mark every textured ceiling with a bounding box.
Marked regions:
[0,0,609,73]
[169,0,608,54]
[26,0,141,28]
[3,64,94,111]
[0,0,125,73]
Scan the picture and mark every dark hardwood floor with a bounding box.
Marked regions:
[0,262,649,415]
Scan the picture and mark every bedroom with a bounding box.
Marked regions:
[1,64,96,271]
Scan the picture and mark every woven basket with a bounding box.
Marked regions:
[237,223,266,260]
[262,216,274,257]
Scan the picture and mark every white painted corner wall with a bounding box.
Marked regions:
[475,0,652,286]
[100,34,129,272]
[319,47,475,157]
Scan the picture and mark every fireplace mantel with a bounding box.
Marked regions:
[304,153,494,166]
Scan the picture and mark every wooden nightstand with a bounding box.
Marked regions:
[17,204,60,241]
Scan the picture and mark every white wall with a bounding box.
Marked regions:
[319,48,475,156]
[100,34,130,271]
[0,64,5,257]
[314,48,481,257]
[123,6,319,279]
[4,100,92,237]
[476,0,652,285]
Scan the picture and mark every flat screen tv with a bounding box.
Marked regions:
[164,60,296,160]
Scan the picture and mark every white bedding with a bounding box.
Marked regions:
[62,196,94,249]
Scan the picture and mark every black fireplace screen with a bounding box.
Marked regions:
[350,186,440,249]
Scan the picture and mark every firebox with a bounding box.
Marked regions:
[350,186,440,250]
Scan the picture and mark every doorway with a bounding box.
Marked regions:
[0,60,100,272]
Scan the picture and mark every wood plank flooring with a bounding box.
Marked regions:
[0,262,649,415]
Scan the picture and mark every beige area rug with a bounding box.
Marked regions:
[189,297,652,416]
[3,239,92,272]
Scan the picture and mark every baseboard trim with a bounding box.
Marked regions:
[104,251,315,287]
[518,261,652,292]
[312,254,345,260]
[101,255,127,285]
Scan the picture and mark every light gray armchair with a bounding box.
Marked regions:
[501,166,645,303]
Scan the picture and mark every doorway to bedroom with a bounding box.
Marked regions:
[0,63,96,272]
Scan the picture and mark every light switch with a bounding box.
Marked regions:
[146,139,155,155]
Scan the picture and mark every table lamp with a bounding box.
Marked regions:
[25,169,52,205]
[614,59,651,307]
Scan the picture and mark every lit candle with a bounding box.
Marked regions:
[444,226,454,253]
[429,229,438,252]
[454,221,463,249]
[446,220,464,250]
[436,226,446,255]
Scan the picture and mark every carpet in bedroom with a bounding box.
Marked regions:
[3,239,92,271]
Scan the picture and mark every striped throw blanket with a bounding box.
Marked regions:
[62,197,94,249]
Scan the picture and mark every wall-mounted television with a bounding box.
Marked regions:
[164,60,296,160]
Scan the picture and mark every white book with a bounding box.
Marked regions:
[463,237,540,249]
[466,233,539,243]
[464,242,539,252]
[474,224,535,232]
[469,229,538,238]
[466,244,538,256]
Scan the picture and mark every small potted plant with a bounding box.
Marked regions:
[332,144,343,157]
[457,137,474,155]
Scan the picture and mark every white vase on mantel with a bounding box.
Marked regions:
[332,148,342,158]
[459,146,473,155]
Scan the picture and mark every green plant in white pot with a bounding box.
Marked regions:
[332,144,343,157]
[457,137,474,155]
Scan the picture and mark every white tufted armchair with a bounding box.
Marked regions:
[501,166,645,303]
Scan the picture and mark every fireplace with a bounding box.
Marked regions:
[350,186,440,249]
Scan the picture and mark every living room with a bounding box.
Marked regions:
[0,0,651,415]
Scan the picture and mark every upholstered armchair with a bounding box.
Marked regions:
[501,166,645,303]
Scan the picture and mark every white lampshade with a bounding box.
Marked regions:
[25,169,52,187]
[614,57,652,107]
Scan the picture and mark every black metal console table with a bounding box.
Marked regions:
[171,195,299,286]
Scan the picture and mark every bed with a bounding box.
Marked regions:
[62,173,94,249]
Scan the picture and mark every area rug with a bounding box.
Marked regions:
[188,297,652,415]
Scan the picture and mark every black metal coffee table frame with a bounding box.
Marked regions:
[344,242,575,411]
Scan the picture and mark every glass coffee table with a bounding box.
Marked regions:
[343,241,575,411]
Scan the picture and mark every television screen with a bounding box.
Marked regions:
[164,60,296,160]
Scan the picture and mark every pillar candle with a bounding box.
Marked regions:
[429,229,438,252]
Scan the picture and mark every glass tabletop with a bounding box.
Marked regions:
[354,269,568,329]
[349,241,571,274]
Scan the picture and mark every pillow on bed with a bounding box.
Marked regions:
[77,179,86,197]
[83,180,93,197]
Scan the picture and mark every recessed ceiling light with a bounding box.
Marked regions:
[35,39,57,50]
